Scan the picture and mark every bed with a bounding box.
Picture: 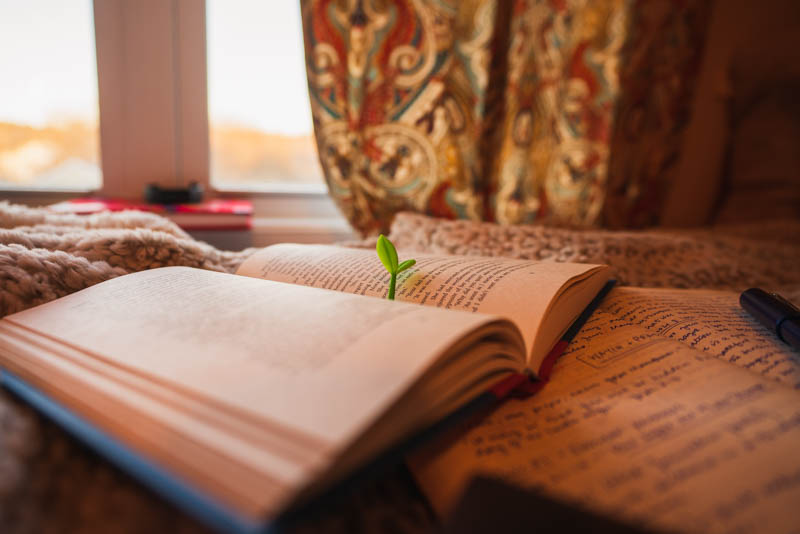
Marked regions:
[1,201,798,533]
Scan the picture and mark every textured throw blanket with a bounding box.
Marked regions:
[382,213,800,295]
[0,202,251,317]
[0,201,798,533]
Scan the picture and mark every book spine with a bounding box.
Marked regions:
[488,373,534,398]
[491,279,617,399]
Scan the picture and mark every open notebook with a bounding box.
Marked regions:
[0,244,612,532]
[410,286,800,533]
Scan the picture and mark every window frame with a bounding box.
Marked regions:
[2,0,349,243]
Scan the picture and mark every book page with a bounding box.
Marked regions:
[4,267,519,447]
[236,244,609,368]
[3,267,524,515]
[410,308,800,533]
[599,287,800,387]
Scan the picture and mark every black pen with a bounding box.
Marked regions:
[740,288,800,351]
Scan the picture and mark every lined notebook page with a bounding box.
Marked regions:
[411,289,800,534]
[600,287,800,387]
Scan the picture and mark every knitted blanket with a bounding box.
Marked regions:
[382,213,800,295]
[0,202,251,317]
[1,202,798,533]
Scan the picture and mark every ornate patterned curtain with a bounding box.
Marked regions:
[301,0,710,235]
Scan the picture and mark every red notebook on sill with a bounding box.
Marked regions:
[50,197,253,231]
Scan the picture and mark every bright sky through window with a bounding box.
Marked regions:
[0,0,100,190]
[0,1,98,127]
[207,0,323,187]
[207,0,314,136]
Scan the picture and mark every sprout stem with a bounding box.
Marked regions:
[388,273,397,300]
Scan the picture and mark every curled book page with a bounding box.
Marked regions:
[236,244,610,371]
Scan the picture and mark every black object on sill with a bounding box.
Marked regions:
[144,182,204,205]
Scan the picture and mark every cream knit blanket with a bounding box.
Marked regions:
[0,201,253,317]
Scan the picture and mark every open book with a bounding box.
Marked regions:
[0,244,611,533]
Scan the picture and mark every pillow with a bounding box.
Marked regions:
[714,5,800,223]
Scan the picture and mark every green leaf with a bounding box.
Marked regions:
[397,259,416,273]
[376,234,399,273]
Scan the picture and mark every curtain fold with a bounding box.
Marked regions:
[301,0,710,235]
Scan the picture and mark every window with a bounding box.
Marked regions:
[207,0,323,191]
[0,0,100,191]
[0,0,349,244]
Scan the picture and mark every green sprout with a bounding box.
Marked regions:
[376,234,416,300]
